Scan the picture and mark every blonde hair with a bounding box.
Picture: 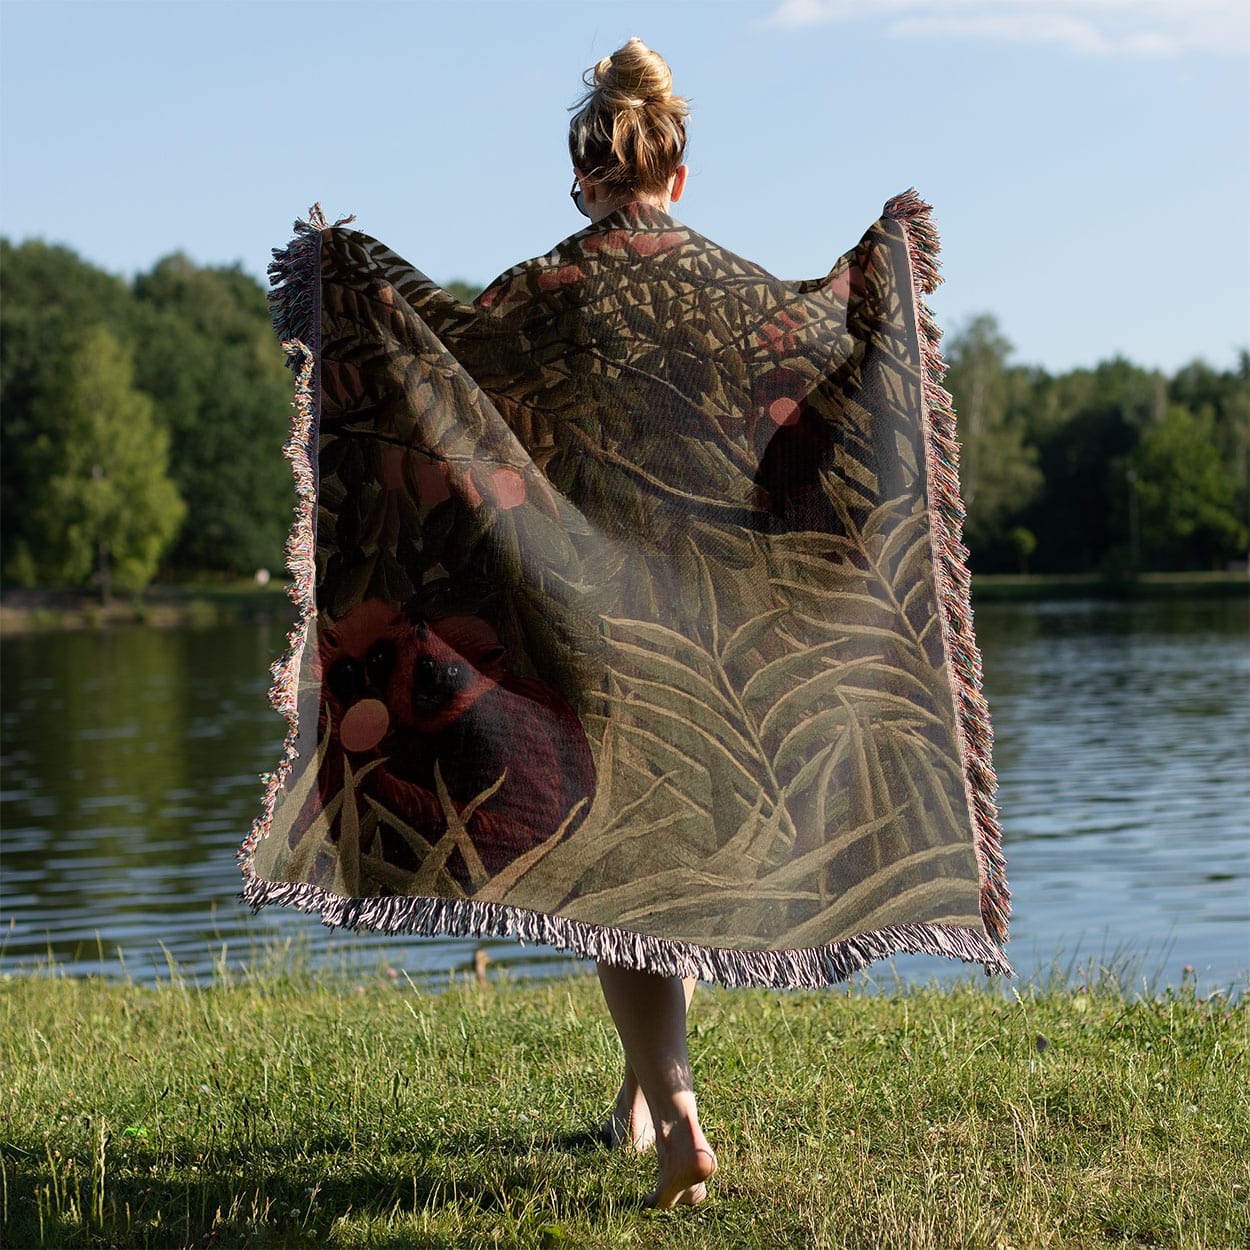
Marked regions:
[568,37,689,198]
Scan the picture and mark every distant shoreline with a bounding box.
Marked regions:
[969,569,1249,602]
[0,581,295,634]
[1,570,1246,634]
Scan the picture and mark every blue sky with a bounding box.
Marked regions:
[2,0,1246,375]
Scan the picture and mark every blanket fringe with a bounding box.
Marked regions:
[265,203,354,353]
[237,206,338,873]
[884,188,1011,946]
[241,872,1013,987]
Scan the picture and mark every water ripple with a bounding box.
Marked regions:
[1,599,1246,992]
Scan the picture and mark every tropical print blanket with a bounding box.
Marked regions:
[239,192,1011,986]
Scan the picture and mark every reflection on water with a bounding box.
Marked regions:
[962,596,1249,992]
[2,596,1246,991]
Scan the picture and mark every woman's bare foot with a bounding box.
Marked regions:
[645,1115,717,1209]
[602,1072,655,1151]
[595,966,713,1207]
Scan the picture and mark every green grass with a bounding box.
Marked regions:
[1,961,1246,1249]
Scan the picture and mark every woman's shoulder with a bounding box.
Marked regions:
[475,203,781,315]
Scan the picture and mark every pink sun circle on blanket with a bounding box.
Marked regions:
[768,398,801,426]
[490,467,527,509]
[339,698,390,753]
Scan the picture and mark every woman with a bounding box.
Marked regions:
[244,35,1009,1215]
[566,37,717,1210]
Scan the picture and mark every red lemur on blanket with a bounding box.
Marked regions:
[298,596,595,890]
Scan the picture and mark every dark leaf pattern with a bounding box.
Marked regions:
[247,200,1006,957]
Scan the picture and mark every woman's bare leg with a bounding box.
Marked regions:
[602,1057,654,1151]
[596,964,717,1207]
[602,978,696,1152]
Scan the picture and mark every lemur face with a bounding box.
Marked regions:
[327,638,398,706]
[319,598,509,740]
[413,637,471,710]
[404,620,503,727]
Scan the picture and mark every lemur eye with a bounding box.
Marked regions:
[327,657,365,704]
[445,663,463,682]
[418,657,437,675]
[365,639,396,687]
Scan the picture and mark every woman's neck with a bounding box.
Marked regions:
[588,191,671,224]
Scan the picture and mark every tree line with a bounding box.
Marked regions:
[2,240,295,595]
[945,315,1247,575]
[1,238,1246,595]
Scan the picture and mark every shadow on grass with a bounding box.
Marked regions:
[4,1125,635,1250]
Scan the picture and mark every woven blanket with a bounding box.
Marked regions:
[239,192,1011,987]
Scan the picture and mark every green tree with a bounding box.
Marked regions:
[1,239,139,580]
[1129,405,1246,570]
[1006,526,1037,574]
[444,279,481,302]
[25,327,185,597]
[1169,354,1250,540]
[131,255,293,574]
[943,315,1043,566]
[1022,358,1163,573]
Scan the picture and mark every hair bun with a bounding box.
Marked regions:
[569,38,689,197]
[594,36,673,109]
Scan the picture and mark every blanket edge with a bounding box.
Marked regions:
[884,188,1011,947]
[241,871,1013,986]
[235,206,338,878]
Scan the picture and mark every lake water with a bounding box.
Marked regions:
[2,596,1247,994]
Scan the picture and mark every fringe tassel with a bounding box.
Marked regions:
[237,207,338,874]
[236,341,318,873]
[884,188,1011,947]
[241,872,1014,988]
[265,203,354,355]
